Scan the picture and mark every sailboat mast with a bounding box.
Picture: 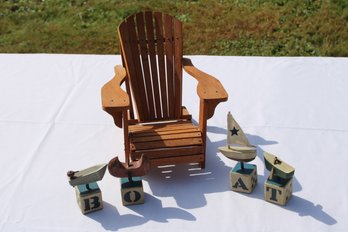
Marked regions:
[227,111,233,147]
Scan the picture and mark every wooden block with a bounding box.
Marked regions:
[75,182,103,214]
[230,162,257,193]
[264,177,293,206]
[121,177,145,206]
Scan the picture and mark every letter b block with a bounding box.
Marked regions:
[230,162,257,193]
[75,182,103,214]
[121,177,145,206]
[264,177,292,206]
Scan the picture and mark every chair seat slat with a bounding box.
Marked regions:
[131,147,203,159]
[130,137,203,150]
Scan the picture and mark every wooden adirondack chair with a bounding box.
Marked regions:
[102,11,228,178]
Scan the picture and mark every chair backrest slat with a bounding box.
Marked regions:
[173,18,183,119]
[121,53,135,119]
[164,14,175,119]
[145,11,162,118]
[136,13,156,119]
[154,12,168,119]
[119,18,148,121]
[119,11,183,122]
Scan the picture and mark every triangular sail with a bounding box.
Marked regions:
[227,112,251,147]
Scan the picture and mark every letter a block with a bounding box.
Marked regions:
[121,177,144,206]
[264,177,292,206]
[230,162,257,193]
[75,182,103,214]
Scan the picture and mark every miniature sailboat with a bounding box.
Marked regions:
[264,152,295,180]
[218,111,256,162]
[108,155,150,179]
[67,163,107,187]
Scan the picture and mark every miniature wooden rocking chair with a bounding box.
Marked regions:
[102,11,228,178]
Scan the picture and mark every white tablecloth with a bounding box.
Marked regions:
[1,54,347,231]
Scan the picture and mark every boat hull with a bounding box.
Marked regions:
[264,152,294,179]
[68,164,107,187]
[218,146,256,162]
[108,155,150,178]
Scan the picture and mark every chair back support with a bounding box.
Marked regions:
[118,11,183,122]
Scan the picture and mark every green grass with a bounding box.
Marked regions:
[0,0,347,56]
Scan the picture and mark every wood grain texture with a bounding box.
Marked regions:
[155,12,168,119]
[181,106,191,120]
[101,65,130,128]
[182,58,228,101]
[129,120,203,166]
[131,146,204,159]
[131,138,202,150]
[164,14,175,119]
[129,121,197,132]
[119,19,146,121]
[173,19,183,119]
[145,11,161,118]
[127,15,150,121]
[182,57,229,167]
[136,12,155,119]
[149,154,204,167]
[118,12,185,122]
[101,65,129,109]
[121,48,135,120]
[130,128,199,138]
[130,132,201,143]
[104,11,228,173]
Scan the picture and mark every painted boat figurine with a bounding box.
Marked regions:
[264,151,295,180]
[218,111,256,162]
[108,155,150,180]
[67,163,107,187]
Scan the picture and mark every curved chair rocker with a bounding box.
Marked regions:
[102,11,228,179]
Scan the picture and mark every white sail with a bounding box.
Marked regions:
[218,111,256,162]
[227,111,251,147]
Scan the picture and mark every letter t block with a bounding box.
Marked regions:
[264,177,293,206]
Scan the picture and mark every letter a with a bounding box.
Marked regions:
[232,177,248,191]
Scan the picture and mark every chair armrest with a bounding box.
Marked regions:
[183,58,228,147]
[182,58,228,101]
[101,65,130,128]
[183,58,228,120]
[102,65,130,109]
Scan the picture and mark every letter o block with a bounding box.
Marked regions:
[121,177,144,206]
[75,182,103,214]
[230,162,257,193]
[264,177,292,206]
